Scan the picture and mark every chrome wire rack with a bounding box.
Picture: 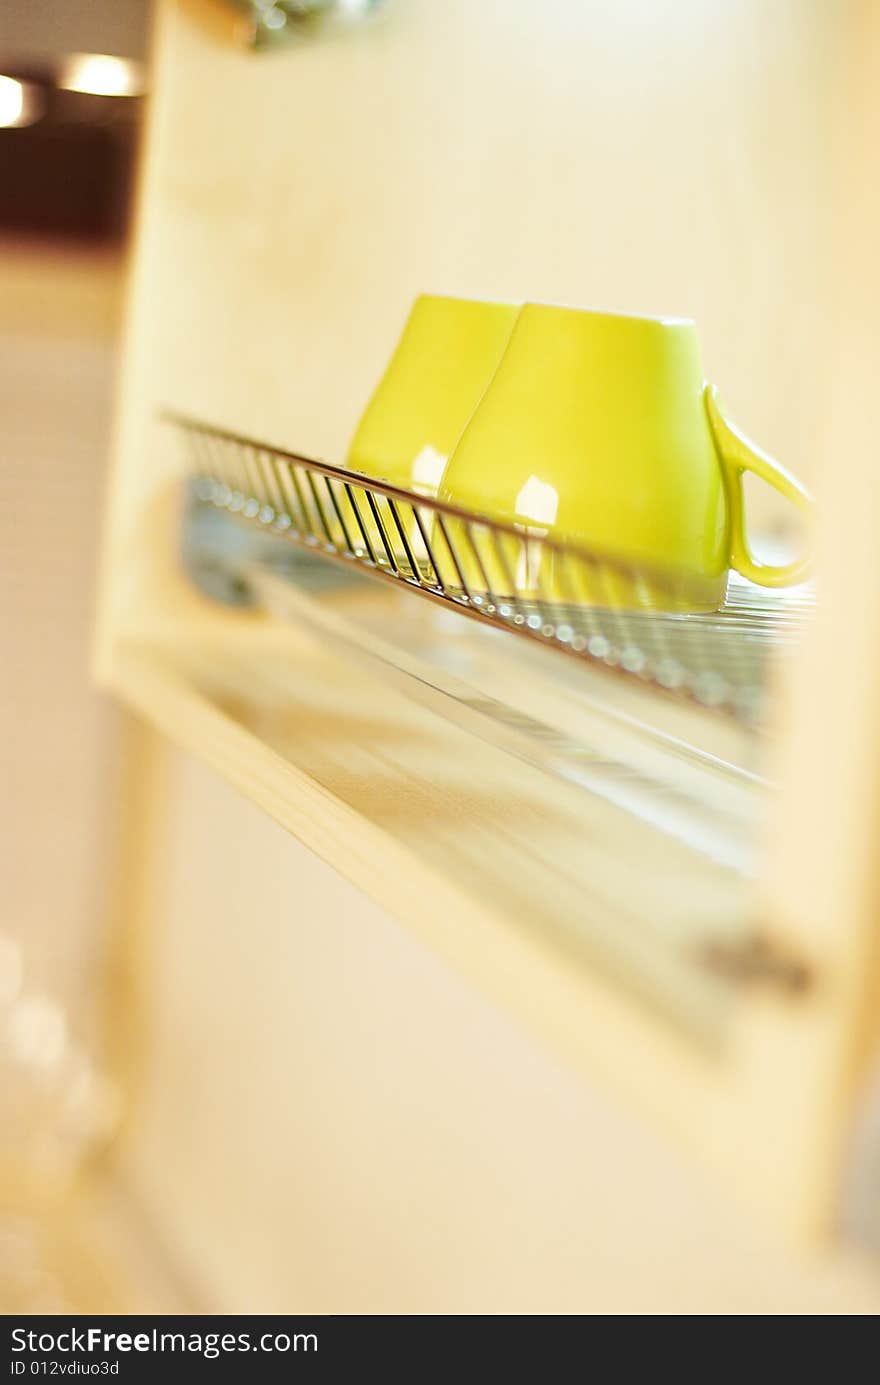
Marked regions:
[168,414,813,725]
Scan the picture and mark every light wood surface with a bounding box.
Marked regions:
[759,0,880,1239]
[98,0,844,667]
[117,738,880,1314]
[107,615,749,1036]
[96,0,880,1309]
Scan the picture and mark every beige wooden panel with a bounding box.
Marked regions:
[120,742,880,1314]
[100,0,841,653]
[100,0,880,1308]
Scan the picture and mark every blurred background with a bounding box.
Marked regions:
[0,0,166,1312]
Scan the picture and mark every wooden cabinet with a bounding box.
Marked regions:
[97,0,880,1311]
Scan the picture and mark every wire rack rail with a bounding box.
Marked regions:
[168,413,813,725]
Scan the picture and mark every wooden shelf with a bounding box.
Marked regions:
[100,592,822,1233]
[106,609,748,1018]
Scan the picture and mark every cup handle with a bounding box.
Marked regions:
[704,384,813,588]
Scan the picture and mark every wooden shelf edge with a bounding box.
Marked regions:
[101,635,728,1093]
[98,623,852,1240]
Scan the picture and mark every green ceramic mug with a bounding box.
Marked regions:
[344,293,520,563]
[436,303,812,609]
[347,293,520,493]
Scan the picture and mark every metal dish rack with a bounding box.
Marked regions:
[169,413,813,725]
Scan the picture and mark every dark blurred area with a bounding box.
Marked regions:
[0,0,150,241]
